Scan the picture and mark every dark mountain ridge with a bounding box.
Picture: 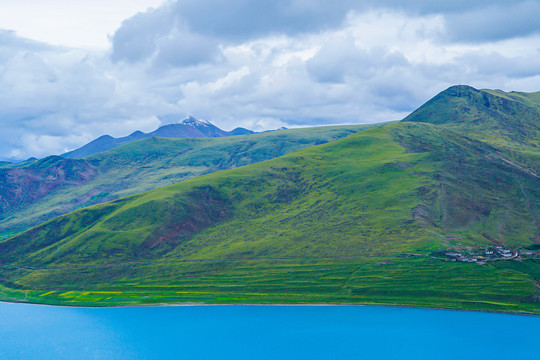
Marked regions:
[0,156,97,215]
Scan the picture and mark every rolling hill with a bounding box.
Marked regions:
[0,124,379,238]
[0,108,538,313]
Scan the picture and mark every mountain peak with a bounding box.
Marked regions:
[402,85,540,151]
[63,115,254,158]
[177,116,213,127]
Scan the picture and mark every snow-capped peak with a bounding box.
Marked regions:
[177,116,213,127]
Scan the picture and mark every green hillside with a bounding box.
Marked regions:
[403,85,540,152]
[1,121,538,313]
[0,124,378,237]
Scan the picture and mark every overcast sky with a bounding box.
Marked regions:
[1,0,539,160]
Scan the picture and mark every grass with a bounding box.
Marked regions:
[403,85,540,174]
[0,232,17,241]
[1,257,537,314]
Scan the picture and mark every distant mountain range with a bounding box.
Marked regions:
[61,116,254,159]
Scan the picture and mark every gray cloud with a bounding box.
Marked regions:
[453,50,540,78]
[110,6,175,63]
[110,0,359,65]
[168,0,357,38]
[152,29,221,67]
[110,0,540,65]
[0,29,53,53]
[306,38,409,84]
[444,2,540,42]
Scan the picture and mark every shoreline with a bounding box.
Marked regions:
[2,298,538,317]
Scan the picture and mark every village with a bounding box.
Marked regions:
[431,245,538,265]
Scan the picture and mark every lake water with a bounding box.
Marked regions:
[0,302,537,359]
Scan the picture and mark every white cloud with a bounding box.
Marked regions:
[0,32,168,160]
[0,0,166,49]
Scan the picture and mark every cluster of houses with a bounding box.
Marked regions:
[433,245,536,265]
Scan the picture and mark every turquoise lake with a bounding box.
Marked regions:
[0,302,537,359]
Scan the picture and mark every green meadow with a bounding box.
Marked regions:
[1,256,538,314]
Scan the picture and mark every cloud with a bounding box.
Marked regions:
[152,29,222,67]
[444,2,540,42]
[109,0,360,66]
[0,32,166,160]
[167,0,355,38]
[0,29,53,55]
[110,0,540,66]
[306,37,409,84]
[110,5,175,63]
[454,50,540,78]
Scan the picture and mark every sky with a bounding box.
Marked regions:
[1,0,540,160]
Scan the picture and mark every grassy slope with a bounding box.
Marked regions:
[402,85,540,175]
[0,161,15,169]
[403,85,540,150]
[1,122,538,313]
[0,124,379,236]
